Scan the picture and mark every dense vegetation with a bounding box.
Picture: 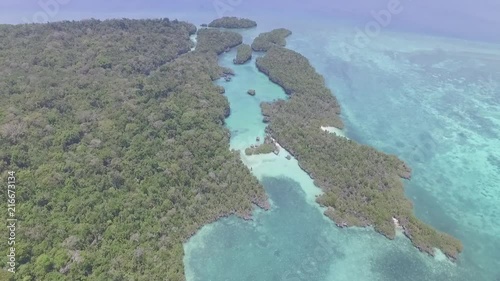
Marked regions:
[233,44,253,64]
[208,17,257,29]
[196,28,243,55]
[256,46,463,260]
[0,19,268,280]
[251,28,292,52]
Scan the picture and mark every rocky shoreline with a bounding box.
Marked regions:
[184,194,270,241]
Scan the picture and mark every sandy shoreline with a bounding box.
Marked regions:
[270,137,282,150]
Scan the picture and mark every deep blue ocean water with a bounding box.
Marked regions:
[183,14,500,281]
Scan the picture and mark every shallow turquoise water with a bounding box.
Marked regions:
[184,19,500,281]
[288,26,500,279]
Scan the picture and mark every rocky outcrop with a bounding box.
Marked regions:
[233,44,252,64]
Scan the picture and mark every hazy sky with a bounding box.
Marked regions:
[1,0,498,42]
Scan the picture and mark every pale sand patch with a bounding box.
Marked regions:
[392,217,402,229]
[393,217,406,237]
[321,126,348,139]
[270,137,282,150]
[433,248,454,263]
[240,149,324,207]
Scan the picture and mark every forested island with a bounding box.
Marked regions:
[208,17,257,28]
[251,28,292,51]
[255,45,463,260]
[233,44,253,64]
[0,19,268,281]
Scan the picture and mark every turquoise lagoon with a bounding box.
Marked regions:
[184,18,500,281]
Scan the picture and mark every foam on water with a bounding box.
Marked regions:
[184,18,500,281]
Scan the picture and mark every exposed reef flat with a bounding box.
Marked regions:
[256,45,463,261]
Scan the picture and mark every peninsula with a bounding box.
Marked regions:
[255,44,463,260]
[234,43,253,64]
[196,28,243,54]
[251,28,292,51]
